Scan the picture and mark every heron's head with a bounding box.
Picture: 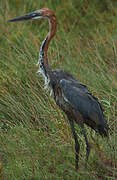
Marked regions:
[7,8,56,22]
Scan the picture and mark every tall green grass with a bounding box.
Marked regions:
[0,0,117,179]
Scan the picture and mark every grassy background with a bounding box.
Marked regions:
[0,0,117,179]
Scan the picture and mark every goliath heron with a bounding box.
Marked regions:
[7,8,109,169]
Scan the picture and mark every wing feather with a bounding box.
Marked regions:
[59,79,104,125]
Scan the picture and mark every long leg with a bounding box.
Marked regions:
[69,120,80,169]
[81,124,91,168]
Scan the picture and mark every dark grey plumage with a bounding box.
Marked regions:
[50,69,109,168]
[7,8,109,169]
[52,70,108,137]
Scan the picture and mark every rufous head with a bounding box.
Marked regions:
[7,8,56,22]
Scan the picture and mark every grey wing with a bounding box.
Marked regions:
[59,79,105,125]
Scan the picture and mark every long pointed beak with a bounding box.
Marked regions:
[7,12,40,22]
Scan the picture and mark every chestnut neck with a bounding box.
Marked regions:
[43,15,57,69]
[38,12,57,86]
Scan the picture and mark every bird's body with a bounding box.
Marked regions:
[52,69,108,135]
[7,8,109,169]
